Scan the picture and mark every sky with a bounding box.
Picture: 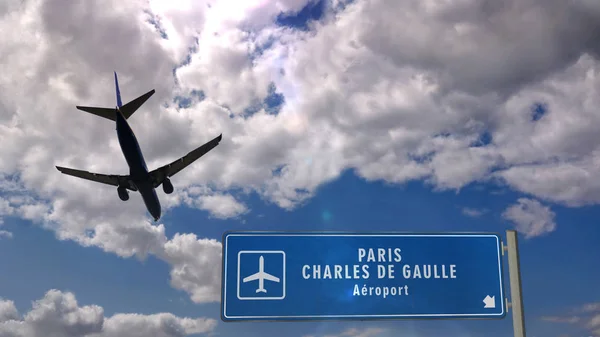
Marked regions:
[0,0,599,336]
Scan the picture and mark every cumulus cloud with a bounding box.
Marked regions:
[159,233,223,303]
[174,187,249,219]
[88,224,223,304]
[2,0,600,304]
[541,302,600,337]
[541,316,581,323]
[303,327,387,337]
[0,230,12,239]
[461,207,487,218]
[197,194,249,219]
[0,299,19,322]
[581,303,600,313]
[0,290,216,337]
[502,198,557,238]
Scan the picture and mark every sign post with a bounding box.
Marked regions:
[221,232,506,322]
[505,230,526,337]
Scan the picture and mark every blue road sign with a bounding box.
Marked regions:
[221,232,506,322]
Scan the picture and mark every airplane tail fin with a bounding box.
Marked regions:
[114,71,123,108]
[256,289,267,293]
[75,72,156,121]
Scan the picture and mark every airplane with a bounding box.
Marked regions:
[242,255,280,293]
[55,72,222,221]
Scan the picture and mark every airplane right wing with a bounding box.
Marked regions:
[149,133,222,187]
[262,273,280,282]
[55,166,136,190]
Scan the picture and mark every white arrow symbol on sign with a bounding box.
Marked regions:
[483,295,496,308]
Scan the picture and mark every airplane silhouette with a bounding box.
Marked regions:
[56,72,222,221]
[243,256,280,293]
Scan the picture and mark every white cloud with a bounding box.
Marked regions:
[581,303,600,313]
[541,316,581,323]
[174,187,249,219]
[1,0,600,305]
[197,194,249,219]
[541,302,600,337]
[0,290,216,337]
[303,327,387,337]
[96,313,215,337]
[461,207,487,218]
[589,315,600,337]
[0,299,19,322]
[85,223,223,304]
[159,233,222,303]
[502,198,557,238]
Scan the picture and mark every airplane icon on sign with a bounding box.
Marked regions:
[243,256,280,293]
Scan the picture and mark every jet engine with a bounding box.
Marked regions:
[117,186,129,201]
[162,178,174,194]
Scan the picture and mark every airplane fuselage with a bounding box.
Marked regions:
[115,108,161,221]
[256,256,267,293]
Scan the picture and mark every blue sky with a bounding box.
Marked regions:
[1,0,600,336]
[2,171,600,336]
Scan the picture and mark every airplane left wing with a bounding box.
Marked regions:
[55,166,136,190]
[243,273,260,283]
[149,133,222,187]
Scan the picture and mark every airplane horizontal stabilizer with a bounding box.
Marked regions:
[75,89,155,121]
[120,89,155,119]
[75,106,117,121]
